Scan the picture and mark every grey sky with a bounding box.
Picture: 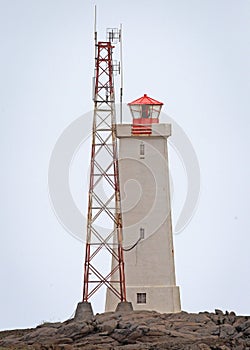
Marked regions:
[0,0,249,330]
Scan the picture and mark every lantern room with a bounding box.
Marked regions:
[128,94,163,135]
[128,94,163,124]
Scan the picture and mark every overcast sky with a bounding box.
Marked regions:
[0,0,249,330]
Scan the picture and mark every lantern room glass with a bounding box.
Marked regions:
[129,104,162,120]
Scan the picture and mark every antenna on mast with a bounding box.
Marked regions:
[92,6,97,101]
[119,24,123,124]
[94,5,97,47]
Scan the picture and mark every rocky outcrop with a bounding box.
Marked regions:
[0,309,250,349]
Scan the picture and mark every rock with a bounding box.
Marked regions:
[215,309,224,316]
[22,326,57,343]
[117,321,132,329]
[137,325,150,334]
[95,312,119,324]
[147,327,168,337]
[0,335,22,347]
[57,321,87,335]
[234,345,245,350]
[51,337,74,345]
[227,314,236,325]
[0,310,249,349]
[98,319,118,334]
[210,326,220,335]
[239,320,250,332]
[37,322,62,329]
[70,325,94,340]
[114,345,149,350]
[243,327,250,337]
[220,324,237,338]
[111,328,130,343]
[198,344,211,350]
[126,329,143,342]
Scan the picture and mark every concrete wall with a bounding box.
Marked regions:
[105,123,181,313]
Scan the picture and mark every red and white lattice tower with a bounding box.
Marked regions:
[75,28,132,319]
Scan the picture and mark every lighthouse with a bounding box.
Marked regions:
[105,94,181,313]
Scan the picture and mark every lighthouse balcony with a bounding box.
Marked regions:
[116,123,171,138]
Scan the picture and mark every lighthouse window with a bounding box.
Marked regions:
[137,293,146,304]
[142,105,150,118]
[140,227,145,239]
[140,143,145,157]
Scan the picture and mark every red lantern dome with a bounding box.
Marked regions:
[128,94,163,135]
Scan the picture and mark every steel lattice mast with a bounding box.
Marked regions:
[82,30,127,305]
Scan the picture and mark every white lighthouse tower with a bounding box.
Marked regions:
[106,94,181,313]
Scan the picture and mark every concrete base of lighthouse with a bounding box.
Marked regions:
[126,286,181,313]
[106,286,180,313]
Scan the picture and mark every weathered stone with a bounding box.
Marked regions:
[220,324,237,338]
[185,345,201,350]
[114,344,150,350]
[126,329,143,342]
[210,326,220,335]
[243,327,250,336]
[137,325,150,333]
[198,344,211,350]
[70,325,94,340]
[60,346,74,350]
[37,322,62,329]
[57,322,87,335]
[0,310,249,349]
[111,328,130,343]
[22,326,57,342]
[234,345,245,350]
[215,309,224,316]
[51,337,74,344]
[168,330,197,340]
[227,314,236,325]
[98,319,118,334]
[95,312,119,324]
[147,325,169,337]
[117,321,132,329]
[239,320,250,331]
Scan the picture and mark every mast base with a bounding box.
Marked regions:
[115,301,133,312]
[74,301,94,321]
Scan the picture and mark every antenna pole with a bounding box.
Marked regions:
[119,24,123,124]
[94,5,97,46]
